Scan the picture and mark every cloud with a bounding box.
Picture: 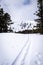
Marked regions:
[0,0,38,23]
[0,0,31,8]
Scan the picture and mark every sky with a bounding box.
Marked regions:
[0,0,38,23]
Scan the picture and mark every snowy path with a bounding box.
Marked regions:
[0,33,29,65]
[12,34,43,65]
[0,33,43,65]
[12,35,31,65]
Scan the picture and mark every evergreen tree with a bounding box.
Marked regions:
[0,6,13,32]
[34,0,43,34]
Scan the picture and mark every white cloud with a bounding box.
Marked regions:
[0,0,38,23]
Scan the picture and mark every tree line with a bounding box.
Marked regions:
[34,0,43,34]
[0,5,13,32]
[17,0,43,34]
[0,0,43,34]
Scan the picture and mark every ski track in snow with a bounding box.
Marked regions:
[12,35,31,65]
[0,33,43,65]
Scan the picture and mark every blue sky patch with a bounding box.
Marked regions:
[23,0,30,5]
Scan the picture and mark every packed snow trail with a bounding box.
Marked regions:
[0,33,29,65]
[21,40,31,65]
[0,34,43,65]
[12,35,31,65]
[12,34,43,65]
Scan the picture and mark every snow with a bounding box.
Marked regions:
[0,33,29,65]
[11,20,37,32]
[0,33,43,65]
[24,34,43,65]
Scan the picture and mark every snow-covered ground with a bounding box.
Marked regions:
[0,33,43,65]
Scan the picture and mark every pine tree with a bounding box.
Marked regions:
[34,0,43,34]
[0,6,13,32]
